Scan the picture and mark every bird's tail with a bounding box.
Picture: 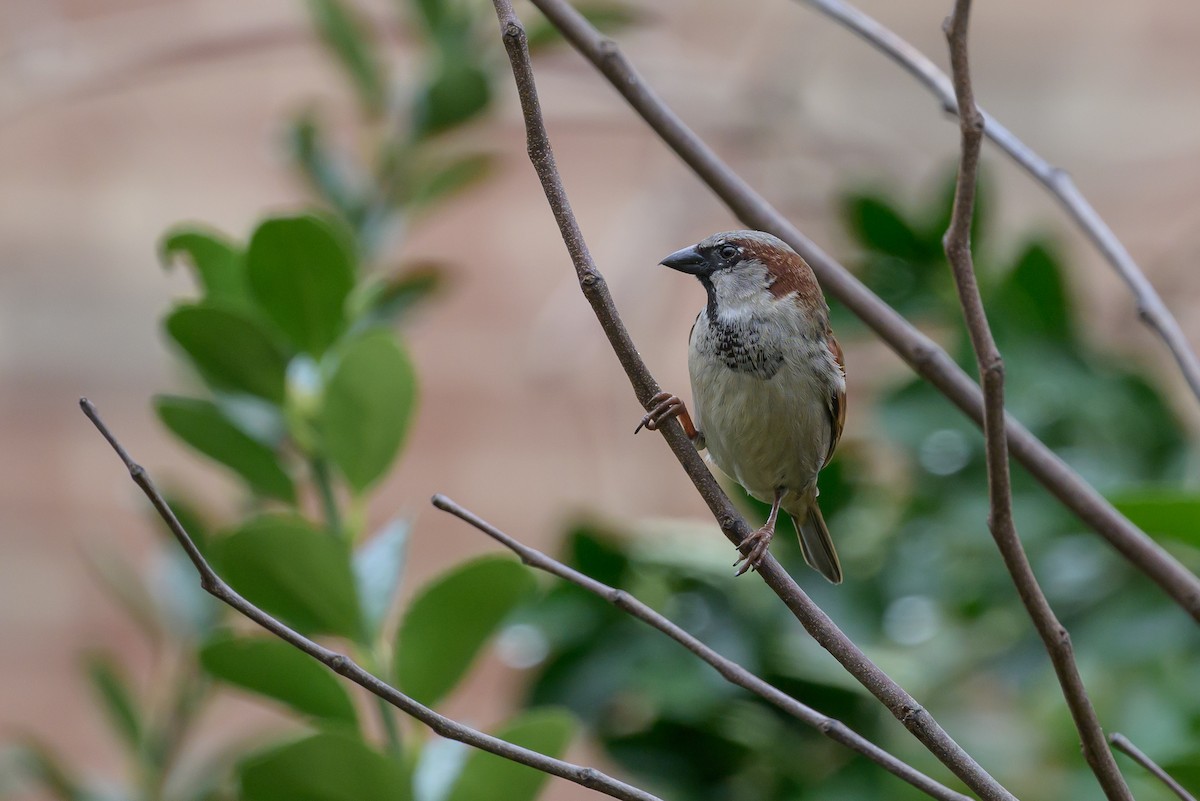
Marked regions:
[796,502,842,584]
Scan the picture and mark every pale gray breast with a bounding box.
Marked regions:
[687,311,832,498]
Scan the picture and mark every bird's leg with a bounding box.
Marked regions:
[635,391,701,444]
[734,488,783,576]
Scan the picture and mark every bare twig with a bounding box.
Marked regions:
[523,0,1200,624]
[432,494,973,801]
[941,5,1131,800]
[800,0,1200,406]
[1110,732,1197,801]
[486,3,1015,799]
[78,398,662,801]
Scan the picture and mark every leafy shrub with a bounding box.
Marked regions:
[517,171,1200,801]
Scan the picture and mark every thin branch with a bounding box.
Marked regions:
[523,0,1200,624]
[1110,732,1197,801]
[942,5,1131,800]
[800,0,1200,406]
[432,494,973,801]
[486,2,1015,799]
[78,398,662,801]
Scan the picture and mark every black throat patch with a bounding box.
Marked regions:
[700,315,785,379]
[698,273,719,324]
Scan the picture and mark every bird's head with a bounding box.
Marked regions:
[659,230,824,320]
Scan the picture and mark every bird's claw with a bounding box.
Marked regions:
[733,526,774,577]
[635,391,685,434]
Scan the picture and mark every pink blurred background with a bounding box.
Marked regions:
[3,0,1199,798]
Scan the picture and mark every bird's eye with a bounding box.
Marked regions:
[719,244,739,261]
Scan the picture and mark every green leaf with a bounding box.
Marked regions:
[158,492,213,553]
[213,515,363,639]
[525,2,639,51]
[992,239,1073,343]
[165,303,290,402]
[841,192,924,261]
[395,556,536,706]
[239,732,410,801]
[200,633,358,726]
[410,154,494,210]
[443,709,575,801]
[84,653,142,750]
[350,263,446,328]
[318,332,417,492]
[160,226,247,305]
[1111,490,1200,548]
[246,215,356,355]
[155,395,296,502]
[2,740,83,801]
[306,0,386,115]
[287,111,365,224]
[565,524,630,587]
[414,60,490,137]
[411,0,467,35]
[1159,756,1200,799]
[927,163,988,249]
[353,519,411,638]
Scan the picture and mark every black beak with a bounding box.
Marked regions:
[660,245,708,275]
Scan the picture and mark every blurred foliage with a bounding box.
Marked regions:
[6,0,1196,798]
[3,204,572,800]
[516,170,1200,800]
[0,0,647,799]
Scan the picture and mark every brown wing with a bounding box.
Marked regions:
[822,331,846,469]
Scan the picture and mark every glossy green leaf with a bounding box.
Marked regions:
[353,518,411,637]
[395,557,536,706]
[410,154,494,210]
[1159,756,1200,798]
[306,0,386,116]
[165,304,290,402]
[160,226,247,305]
[992,239,1073,343]
[565,524,631,587]
[1111,491,1200,548]
[239,732,410,801]
[414,60,490,137]
[155,395,296,502]
[443,709,575,801]
[318,332,416,492]
[213,515,362,639]
[246,215,356,355]
[288,111,364,224]
[84,653,142,749]
[350,263,445,329]
[200,633,357,726]
[841,192,923,261]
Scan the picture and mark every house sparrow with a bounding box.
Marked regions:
[636,230,846,582]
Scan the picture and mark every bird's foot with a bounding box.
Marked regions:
[635,391,686,434]
[733,525,774,577]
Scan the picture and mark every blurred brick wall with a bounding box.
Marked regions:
[2,1,1198,798]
